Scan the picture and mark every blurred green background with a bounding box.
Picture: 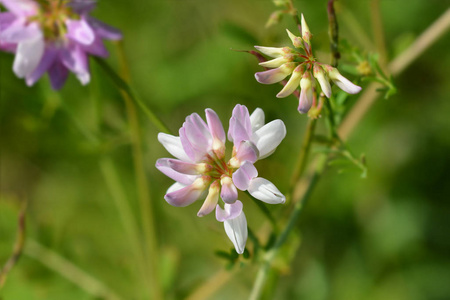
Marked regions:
[1,0,450,299]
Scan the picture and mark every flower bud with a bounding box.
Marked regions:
[255,62,297,85]
[327,66,362,94]
[301,14,312,44]
[277,64,304,98]
[286,29,303,49]
[313,65,331,98]
[298,72,313,114]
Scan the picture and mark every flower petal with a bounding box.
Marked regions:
[250,108,265,131]
[157,133,191,162]
[60,44,90,85]
[298,73,313,114]
[254,46,286,58]
[233,140,259,166]
[25,47,57,86]
[248,177,286,204]
[1,0,38,17]
[215,200,243,222]
[328,67,362,94]
[183,113,213,154]
[86,17,122,40]
[232,161,258,191]
[48,61,69,90]
[155,158,199,185]
[252,120,286,159]
[164,177,209,207]
[220,176,238,204]
[66,18,95,45]
[276,65,303,98]
[197,180,220,217]
[259,56,289,68]
[254,62,296,84]
[313,65,331,98]
[228,104,252,144]
[224,210,247,254]
[13,30,44,78]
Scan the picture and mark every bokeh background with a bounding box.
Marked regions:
[1,0,450,299]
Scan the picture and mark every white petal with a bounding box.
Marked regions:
[333,74,362,94]
[252,120,286,159]
[254,46,285,58]
[13,31,44,78]
[248,177,285,204]
[259,56,288,68]
[250,108,265,131]
[276,66,302,98]
[157,133,191,162]
[224,211,247,254]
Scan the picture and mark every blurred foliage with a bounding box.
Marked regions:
[1,0,450,299]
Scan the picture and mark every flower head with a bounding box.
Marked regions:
[156,104,286,253]
[0,0,122,89]
[254,14,361,114]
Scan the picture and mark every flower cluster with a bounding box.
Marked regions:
[156,104,286,253]
[254,14,361,114]
[0,0,121,89]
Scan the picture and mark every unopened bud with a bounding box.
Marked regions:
[286,29,304,48]
[301,14,312,44]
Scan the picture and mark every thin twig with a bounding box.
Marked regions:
[0,203,26,289]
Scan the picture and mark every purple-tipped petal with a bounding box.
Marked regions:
[164,177,209,207]
[298,74,313,114]
[179,126,202,162]
[81,36,109,57]
[197,180,220,217]
[328,67,362,94]
[248,177,286,204]
[250,108,265,131]
[205,108,226,156]
[48,61,69,90]
[68,0,97,14]
[232,161,258,191]
[25,47,57,86]
[233,140,259,165]
[13,31,44,78]
[220,176,238,204]
[184,113,213,154]
[1,0,38,17]
[60,44,90,85]
[156,158,198,185]
[87,17,122,40]
[228,104,252,144]
[224,210,247,254]
[252,120,286,159]
[157,133,191,162]
[215,200,243,222]
[66,18,95,45]
[254,62,296,84]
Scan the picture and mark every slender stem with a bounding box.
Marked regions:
[370,0,388,69]
[289,118,317,189]
[0,203,26,289]
[24,239,123,300]
[249,154,328,300]
[327,0,340,67]
[94,57,171,134]
[114,43,163,300]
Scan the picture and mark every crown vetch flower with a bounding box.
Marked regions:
[156,104,286,254]
[254,14,361,114]
[0,0,122,89]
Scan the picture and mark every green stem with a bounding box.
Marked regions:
[93,57,171,134]
[289,118,317,189]
[114,43,163,300]
[249,154,328,300]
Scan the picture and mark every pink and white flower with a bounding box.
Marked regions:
[254,14,361,114]
[0,0,121,89]
[156,104,286,254]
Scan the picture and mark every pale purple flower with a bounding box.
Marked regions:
[0,0,122,89]
[156,105,286,253]
[254,14,361,113]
